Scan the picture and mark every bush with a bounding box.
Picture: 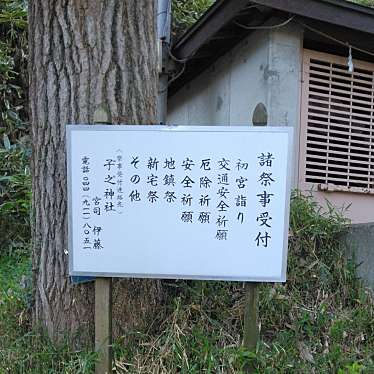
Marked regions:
[172,0,215,39]
[0,0,30,253]
[0,141,30,252]
[111,193,374,373]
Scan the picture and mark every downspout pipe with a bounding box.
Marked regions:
[157,0,171,124]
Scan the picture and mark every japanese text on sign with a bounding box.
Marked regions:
[67,125,293,281]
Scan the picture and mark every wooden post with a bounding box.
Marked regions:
[243,282,259,373]
[93,105,113,374]
[95,278,113,374]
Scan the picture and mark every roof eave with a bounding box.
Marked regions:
[172,0,374,61]
[252,0,374,34]
[173,0,252,60]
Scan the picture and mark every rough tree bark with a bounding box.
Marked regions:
[29,0,163,343]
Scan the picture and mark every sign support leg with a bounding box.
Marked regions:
[95,277,113,374]
[93,105,113,374]
[243,282,259,373]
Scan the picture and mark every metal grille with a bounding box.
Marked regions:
[300,49,374,192]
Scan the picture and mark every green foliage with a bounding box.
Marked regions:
[0,184,373,371]
[349,0,374,7]
[111,193,374,373]
[0,144,31,253]
[172,0,215,38]
[0,0,30,253]
[0,253,98,373]
[0,0,27,29]
[0,0,28,133]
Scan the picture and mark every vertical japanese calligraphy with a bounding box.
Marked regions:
[68,125,292,281]
[83,153,279,246]
[255,152,275,248]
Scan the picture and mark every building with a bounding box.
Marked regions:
[167,0,374,286]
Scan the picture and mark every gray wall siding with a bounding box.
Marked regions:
[267,25,303,183]
[267,25,302,128]
[168,29,269,126]
[168,22,303,184]
[343,223,374,289]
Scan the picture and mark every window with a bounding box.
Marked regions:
[300,49,374,192]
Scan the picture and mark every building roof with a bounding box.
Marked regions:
[169,0,374,95]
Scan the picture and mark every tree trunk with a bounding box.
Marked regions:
[29,0,162,344]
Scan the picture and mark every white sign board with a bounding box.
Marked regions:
[67,125,293,281]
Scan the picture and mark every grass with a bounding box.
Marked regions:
[0,251,97,373]
[1,192,374,373]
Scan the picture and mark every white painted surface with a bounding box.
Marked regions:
[67,125,293,281]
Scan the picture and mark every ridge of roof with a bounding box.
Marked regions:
[170,0,374,95]
[173,0,374,59]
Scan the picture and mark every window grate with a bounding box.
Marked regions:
[301,50,374,191]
